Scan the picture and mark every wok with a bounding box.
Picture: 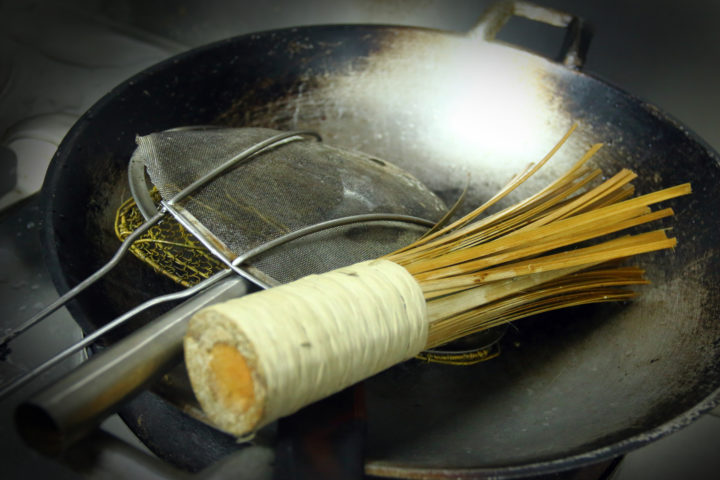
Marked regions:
[40,1,720,477]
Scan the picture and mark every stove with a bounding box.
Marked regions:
[1,1,719,478]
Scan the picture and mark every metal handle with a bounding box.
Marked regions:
[471,0,592,69]
[15,277,248,455]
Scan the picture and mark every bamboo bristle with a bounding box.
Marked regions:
[382,125,691,347]
[389,124,581,258]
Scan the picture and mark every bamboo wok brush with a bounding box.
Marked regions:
[184,125,691,436]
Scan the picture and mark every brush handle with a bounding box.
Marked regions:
[183,259,427,436]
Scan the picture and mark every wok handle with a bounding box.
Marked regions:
[471,0,592,69]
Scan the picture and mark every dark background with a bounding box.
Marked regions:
[0,1,718,479]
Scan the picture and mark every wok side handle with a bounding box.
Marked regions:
[471,0,593,69]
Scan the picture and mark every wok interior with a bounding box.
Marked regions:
[43,25,720,472]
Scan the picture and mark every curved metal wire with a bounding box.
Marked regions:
[0,213,434,397]
[0,130,320,351]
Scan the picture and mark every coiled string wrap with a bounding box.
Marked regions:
[184,259,427,436]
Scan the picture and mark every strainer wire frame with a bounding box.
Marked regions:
[2,131,321,348]
[0,131,435,397]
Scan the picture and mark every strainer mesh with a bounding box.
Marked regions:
[132,127,445,284]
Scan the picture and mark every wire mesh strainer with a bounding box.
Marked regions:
[133,127,446,285]
[0,127,445,397]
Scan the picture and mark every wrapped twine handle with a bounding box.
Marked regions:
[184,259,426,436]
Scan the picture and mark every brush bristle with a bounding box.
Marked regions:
[383,125,691,348]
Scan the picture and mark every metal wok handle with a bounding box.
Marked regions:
[471,0,592,69]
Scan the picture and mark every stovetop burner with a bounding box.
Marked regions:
[2,1,720,479]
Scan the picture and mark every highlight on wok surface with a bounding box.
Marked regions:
[183,125,691,436]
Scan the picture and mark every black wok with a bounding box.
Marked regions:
[40,2,720,478]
